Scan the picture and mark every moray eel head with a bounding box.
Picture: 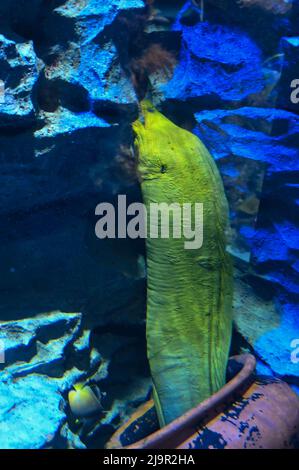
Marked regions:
[133,100,192,184]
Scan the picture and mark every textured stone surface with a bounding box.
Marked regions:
[0,375,65,449]
[0,311,81,367]
[0,311,97,449]
[0,35,39,126]
[194,107,299,259]
[250,169,299,380]
[161,5,264,105]
[233,276,280,346]
[55,0,145,43]
[204,0,296,53]
[277,36,299,111]
[194,107,299,172]
[43,40,137,107]
[0,0,298,450]
[193,103,299,383]
[0,0,150,450]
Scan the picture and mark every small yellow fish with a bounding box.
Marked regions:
[68,383,102,418]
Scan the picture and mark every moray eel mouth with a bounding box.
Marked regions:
[135,100,156,128]
[132,100,156,151]
[133,101,178,183]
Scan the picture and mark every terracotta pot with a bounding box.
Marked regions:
[106,354,299,449]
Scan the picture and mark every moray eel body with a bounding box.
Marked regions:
[133,102,232,426]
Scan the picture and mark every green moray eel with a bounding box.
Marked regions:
[133,101,233,426]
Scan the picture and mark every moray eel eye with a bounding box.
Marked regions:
[160,164,167,173]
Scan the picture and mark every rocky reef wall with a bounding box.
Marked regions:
[0,0,298,448]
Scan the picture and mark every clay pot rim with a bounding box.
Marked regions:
[127,353,256,449]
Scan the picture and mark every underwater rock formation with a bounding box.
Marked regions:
[0,0,149,449]
[0,309,151,448]
[194,106,299,384]
[0,0,298,450]
[161,6,264,105]
[233,272,281,345]
[0,311,100,448]
[0,375,67,449]
[194,107,299,257]
[54,0,145,44]
[251,168,299,381]
[0,35,39,126]
[1,311,83,369]
[42,40,137,109]
[277,36,299,111]
[194,107,299,172]
[0,0,145,312]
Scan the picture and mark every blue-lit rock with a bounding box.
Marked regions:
[161,6,264,104]
[35,107,110,139]
[0,311,101,449]
[0,375,65,449]
[0,106,117,219]
[0,311,82,368]
[251,171,299,292]
[0,35,39,126]
[233,276,280,346]
[55,0,145,44]
[194,107,299,254]
[251,228,290,264]
[251,173,299,303]
[44,41,137,107]
[277,36,299,111]
[234,270,299,382]
[202,0,295,55]
[194,104,299,265]
[0,0,297,449]
[194,104,299,385]
[231,114,299,383]
[254,299,299,379]
[194,107,299,172]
